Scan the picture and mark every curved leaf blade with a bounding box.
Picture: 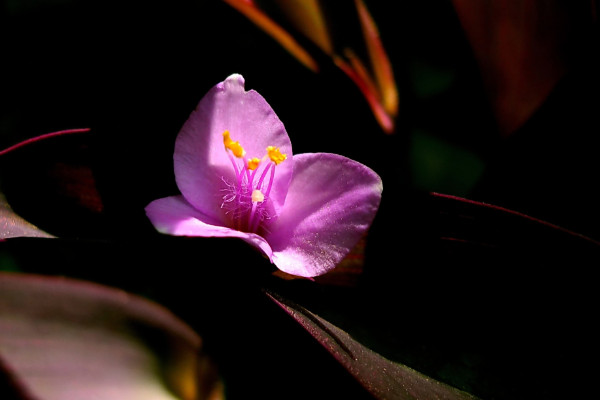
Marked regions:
[266,291,479,400]
[274,0,333,54]
[0,128,106,239]
[221,0,319,72]
[0,128,97,239]
[0,194,53,240]
[355,0,398,118]
[0,272,222,400]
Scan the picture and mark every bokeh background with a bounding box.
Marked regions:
[3,1,599,237]
[2,1,600,399]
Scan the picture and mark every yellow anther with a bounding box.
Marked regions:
[247,157,261,170]
[223,130,245,158]
[251,189,265,203]
[267,146,287,165]
[222,130,232,145]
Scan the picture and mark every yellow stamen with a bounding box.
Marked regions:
[247,157,261,170]
[223,130,246,158]
[267,146,287,165]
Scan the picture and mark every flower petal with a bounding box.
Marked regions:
[174,74,293,221]
[267,153,382,277]
[145,195,273,260]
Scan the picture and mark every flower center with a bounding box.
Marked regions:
[221,130,287,234]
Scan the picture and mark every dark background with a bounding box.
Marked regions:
[2,1,600,399]
[2,1,600,238]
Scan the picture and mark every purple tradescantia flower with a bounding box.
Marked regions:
[145,74,382,277]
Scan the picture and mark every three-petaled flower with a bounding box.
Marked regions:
[145,74,382,277]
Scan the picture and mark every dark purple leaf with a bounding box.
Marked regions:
[450,1,577,136]
[0,128,106,239]
[431,191,600,247]
[344,189,600,399]
[0,272,222,400]
[0,129,102,239]
[266,290,479,400]
[427,191,600,275]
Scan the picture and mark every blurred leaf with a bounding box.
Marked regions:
[409,130,484,196]
[408,59,456,99]
[0,128,105,239]
[222,0,399,133]
[266,291,479,400]
[0,129,94,239]
[450,0,572,136]
[275,0,333,54]
[354,0,398,118]
[0,235,380,399]
[334,52,395,134]
[431,192,600,249]
[0,193,53,240]
[221,0,319,72]
[0,272,223,400]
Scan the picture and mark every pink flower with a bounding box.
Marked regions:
[145,74,382,277]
